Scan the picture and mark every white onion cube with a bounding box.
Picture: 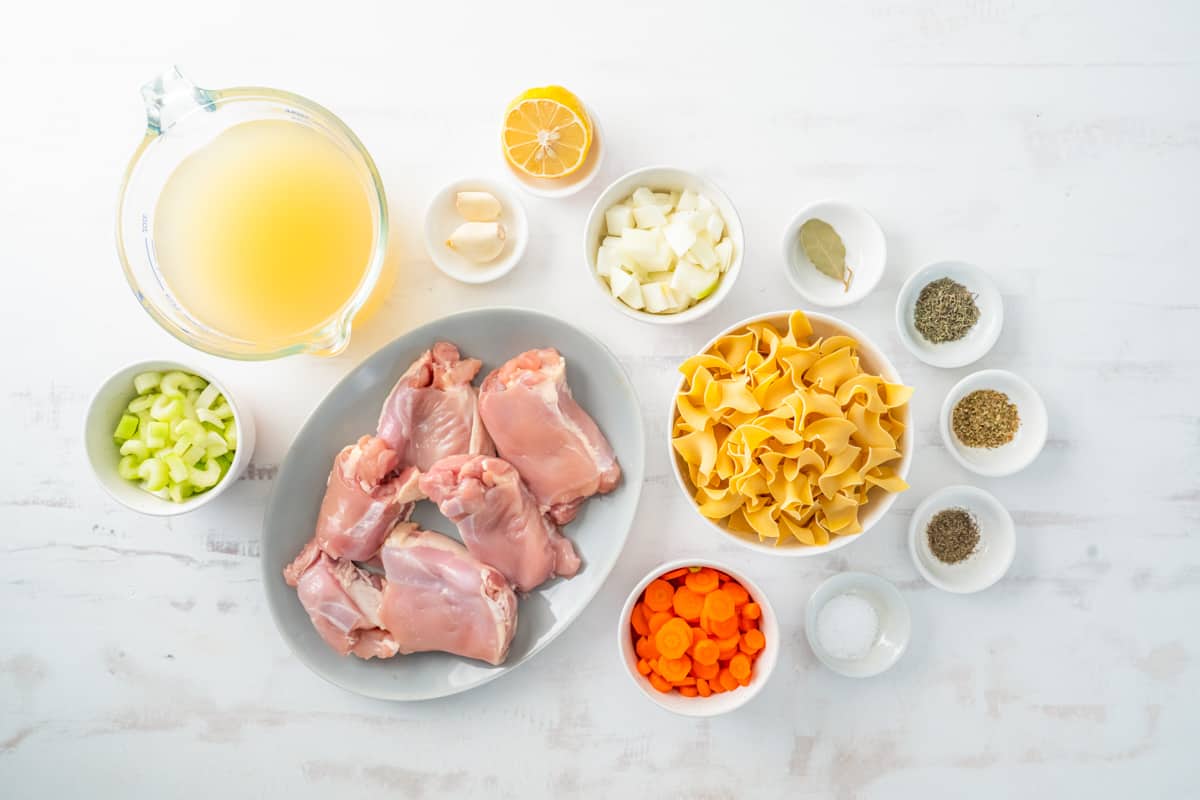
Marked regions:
[605,205,634,236]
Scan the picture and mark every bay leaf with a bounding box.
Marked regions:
[799,218,852,291]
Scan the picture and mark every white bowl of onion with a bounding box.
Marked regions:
[583,166,743,325]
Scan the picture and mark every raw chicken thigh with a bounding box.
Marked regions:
[315,435,423,562]
[478,348,621,524]
[377,342,493,471]
[378,523,518,666]
[283,540,399,660]
[420,454,580,592]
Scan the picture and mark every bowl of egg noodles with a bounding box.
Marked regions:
[668,309,913,556]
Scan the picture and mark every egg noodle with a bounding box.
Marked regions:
[672,310,912,546]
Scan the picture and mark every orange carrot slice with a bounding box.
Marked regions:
[660,655,692,683]
[692,660,719,680]
[655,618,692,659]
[696,677,712,697]
[703,589,736,623]
[709,614,739,639]
[630,602,650,637]
[644,579,674,612]
[636,658,652,675]
[722,582,750,606]
[741,602,761,620]
[742,629,766,653]
[661,567,689,582]
[685,568,720,595]
[692,638,720,666]
[647,610,674,636]
[672,586,704,621]
[718,667,738,692]
[679,686,699,698]
[729,653,752,683]
[648,673,673,693]
[673,675,697,686]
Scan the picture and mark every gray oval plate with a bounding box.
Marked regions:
[262,307,644,700]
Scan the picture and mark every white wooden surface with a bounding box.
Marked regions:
[2,1,1198,796]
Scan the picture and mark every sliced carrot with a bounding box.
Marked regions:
[647,610,674,635]
[702,589,736,623]
[685,568,720,594]
[742,602,761,620]
[655,618,692,659]
[709,614,739,639]
[716,571,732,582]
[661,567,689,582]
[742,628,766,653]
[659,655,692,683]
[716,634,741,661]
[739,616,757,633]
[708,675,726,693]
[673,675,697,686]
[648,673,673,693]
[644,579,674,612]
[692,660,719,680]
[672,586,704,621]
[679,686,699,698]
[722,582,750,606]
[639,635,660,660]
[718,667,738,692]
[692,638,720,666]
[690,626,708,644]
[630,602,650,637]
[635,636,649,660]
[636,658,652,675]
[729,652,752,683]
[696,677,712,697]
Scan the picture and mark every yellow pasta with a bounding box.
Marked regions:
[672,310,912,546]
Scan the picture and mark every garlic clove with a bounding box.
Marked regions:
[446,222,506,263]
[455,191,502,222]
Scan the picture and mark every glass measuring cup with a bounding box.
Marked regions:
[116,67,388,359]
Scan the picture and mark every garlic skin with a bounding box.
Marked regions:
[446,222,506,263]
[455,191,502,222]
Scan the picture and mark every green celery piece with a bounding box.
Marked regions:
[119,439,149,459]
[189,460,221,489]
[133,372,162,395]
[127,395,154,414]
[168,481,195,504]
[196,383,220,410]
[172,418,205,443]
[117,455,141,481]
[204,431,229,459]
[159,371,194,396]
[211,400,233,420]
[113,414,139,440]
[150,394,182,422]
[223,420,238,449]
[138,458,168,491]
[164,453,189,483]
[145,421,169,449]
[182,443,206,467]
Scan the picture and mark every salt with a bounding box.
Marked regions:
[816,592,879,660]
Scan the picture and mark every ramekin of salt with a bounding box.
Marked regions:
[805,572,910,678]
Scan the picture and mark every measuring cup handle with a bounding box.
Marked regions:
[141,66,214,134]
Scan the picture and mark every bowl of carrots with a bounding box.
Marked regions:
[618,559,778,716]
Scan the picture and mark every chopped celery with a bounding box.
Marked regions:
[160,371,203,396]
[145,421,169,449]
[138,458,169,491]
[203,431,229,459]
[113,414,139,440]
[118,455,141,481]
[197,408,222,426]
[196,383,220,410]
[168,481,194,503]
[119,439,148,459]
[133,371,162,395]
[189,459,220,488]
[172,418,205,443]
[127,395,154,414]
[113,369,235,503]
[182,443,206,467]
[164,453,189,483]
[150,394,183,421]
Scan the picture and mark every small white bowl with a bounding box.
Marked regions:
[782,201,886,307]
[84,360,256,516]
[940,369,1047,477]
[618,559,779,717]
[583,165,744,325]
[668,310,912,557]
[895,261,1003,368]
[502,107,605,199]
[908,485,1015,593]
[424,177,528,284]
[805,572,910,678]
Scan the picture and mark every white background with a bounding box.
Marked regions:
[2,1,1198,797]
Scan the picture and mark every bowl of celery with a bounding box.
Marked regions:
[84,360,254,515]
